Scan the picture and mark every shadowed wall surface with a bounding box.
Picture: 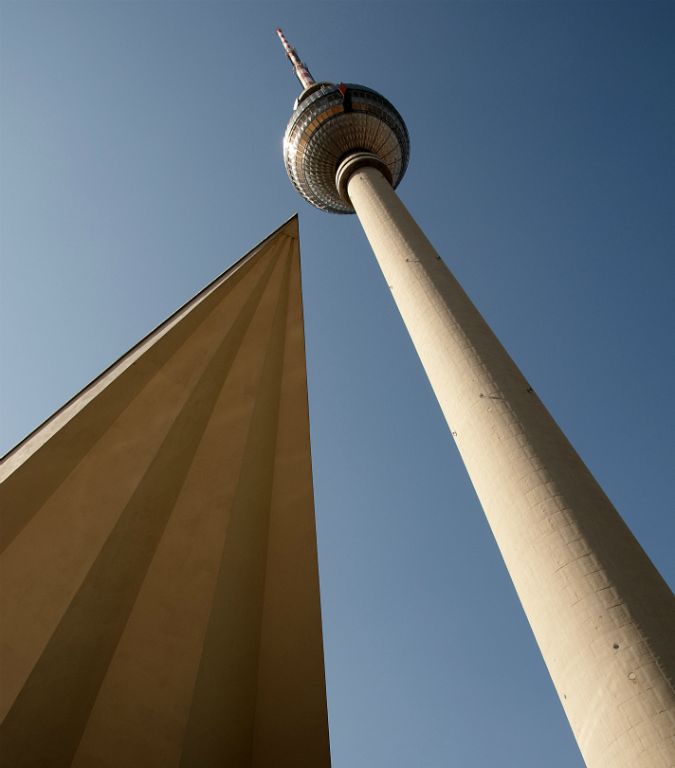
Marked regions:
[0,216,331,768]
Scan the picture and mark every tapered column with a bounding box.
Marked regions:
[345,164,675,768]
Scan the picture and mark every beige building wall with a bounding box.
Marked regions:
[346,165,675,768]
[0,217,331,768]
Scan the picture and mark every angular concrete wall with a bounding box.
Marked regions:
[0,217,331,768]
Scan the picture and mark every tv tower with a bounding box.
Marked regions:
[277,29,675,768]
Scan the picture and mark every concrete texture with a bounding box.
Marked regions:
[0,217,331,768]
[346,164,675,768]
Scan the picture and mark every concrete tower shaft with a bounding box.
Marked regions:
[278,30,675,768]
[344,165,675,768]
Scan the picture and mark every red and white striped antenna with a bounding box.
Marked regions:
[276,28,316,90]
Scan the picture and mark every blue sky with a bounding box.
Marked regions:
[1,2,674,766]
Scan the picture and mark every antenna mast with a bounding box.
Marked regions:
[276,28,316,90]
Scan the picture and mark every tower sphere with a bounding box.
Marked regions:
[283,82,410,214]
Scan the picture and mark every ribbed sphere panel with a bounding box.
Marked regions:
[283,82,409,214]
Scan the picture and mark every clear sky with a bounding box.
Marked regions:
[1,2,674,766]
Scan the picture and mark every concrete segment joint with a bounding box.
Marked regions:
[335,151,393,205]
